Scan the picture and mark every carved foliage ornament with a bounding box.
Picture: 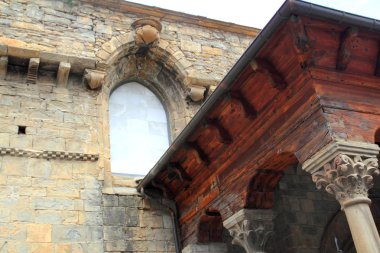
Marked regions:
[312,154,379,205]
[229,219,273,253]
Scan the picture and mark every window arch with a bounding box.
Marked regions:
[109,82,169,175]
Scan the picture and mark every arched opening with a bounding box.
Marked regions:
[109,81,169,175]
[198,209,224,243]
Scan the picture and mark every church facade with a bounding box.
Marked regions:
[0,0,379,252]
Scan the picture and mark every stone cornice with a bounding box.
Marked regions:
[0,147,99,161]
[80,0,260,36]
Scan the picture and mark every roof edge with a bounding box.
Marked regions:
[137,0,380,191]
[80,0,261,36]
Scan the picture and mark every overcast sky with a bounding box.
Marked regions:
[127,0,380,28]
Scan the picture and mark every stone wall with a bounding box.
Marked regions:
[269,165,340,253]
[0,0,259,252]
[0,0,254,81]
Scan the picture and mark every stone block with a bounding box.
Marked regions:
[10,134,33,149]
[30,243,53,253]
[103,226,124,241]
[0,132,10,146]
[180,39,201,53]
[27,224,52,242]
[103,207,126,226]
[102,195,118,207]
[0,56,8,79]
[2,156,28,176]
[105,240,127,251]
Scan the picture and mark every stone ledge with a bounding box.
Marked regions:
[0,147,99,161]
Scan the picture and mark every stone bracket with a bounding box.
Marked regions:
[26,58,40,84]
[84,69,106,89]
[57,62,71,87]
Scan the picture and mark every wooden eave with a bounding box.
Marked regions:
[138,0,380,246]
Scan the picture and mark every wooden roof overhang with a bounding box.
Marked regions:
[138,0,380,246]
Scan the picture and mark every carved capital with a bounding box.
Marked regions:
[313,154,379,206]
[223,209,274,253]
[84,69,105,89]
[302,141,380,207]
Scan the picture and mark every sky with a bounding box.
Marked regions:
[126,0,380,29]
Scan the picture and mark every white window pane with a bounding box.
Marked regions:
[109,82,169,176]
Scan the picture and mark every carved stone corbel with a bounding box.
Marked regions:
[84,69,106,90]
[132,18,162,48]
[223,209,274,253]
[26,58,40,84]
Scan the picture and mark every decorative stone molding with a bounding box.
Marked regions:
[313,153,379,206]
[182,243,227,253]
[132,18,162,48]
[84,69,106,89]
[223,209,274,253]
[0,147,98,161]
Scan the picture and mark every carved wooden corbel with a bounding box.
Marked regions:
[84,69,106,89]
[336,26,359,71]
[184,141,210,166]
[250,59,287,90]
[166,163,192,188]
[202,118,233,144]
[229,91,257,118]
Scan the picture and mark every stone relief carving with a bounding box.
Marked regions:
[312,154,379,205]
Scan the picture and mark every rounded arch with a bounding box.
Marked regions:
[96,33,192,88]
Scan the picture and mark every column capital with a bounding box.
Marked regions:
[223,209,274,253]
[302,141,380,207]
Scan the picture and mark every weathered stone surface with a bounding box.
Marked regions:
[27,224,52,242]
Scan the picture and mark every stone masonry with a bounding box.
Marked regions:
[0,0,258,252]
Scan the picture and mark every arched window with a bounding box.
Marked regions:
[109,82,169,175]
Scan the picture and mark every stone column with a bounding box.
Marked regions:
[182,243,227,253]
[223,209,274,253]
[302,141,380,253]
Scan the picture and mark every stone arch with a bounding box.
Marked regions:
[96,32,192,88]
[99,33,192,192]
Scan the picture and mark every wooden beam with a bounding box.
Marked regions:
[229,91,257,118]
[250,58,287,90]
[336,26,359,71]
[375,42,380,77]
[26,58,40,84]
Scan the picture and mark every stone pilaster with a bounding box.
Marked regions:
[223,209,274,253]
[302,141,380,253]
[182,243,227,253]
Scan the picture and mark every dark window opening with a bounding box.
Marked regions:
[18,126,26,135]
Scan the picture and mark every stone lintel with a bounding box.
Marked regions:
[302,140,379,174]
[0,56,8,79]
[57,62,71,87]
[182,243,228,253]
